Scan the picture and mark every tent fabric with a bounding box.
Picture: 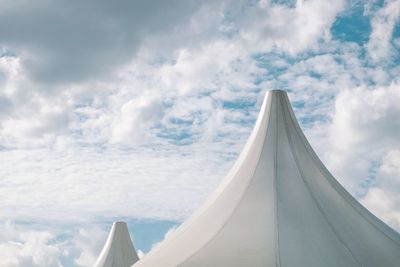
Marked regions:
[130,90,400,267]
[95,221,139,267]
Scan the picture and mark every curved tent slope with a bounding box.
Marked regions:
[95,221,139,267]
[132,90,400,267]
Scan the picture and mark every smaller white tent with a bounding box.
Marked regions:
[94,221,139,267]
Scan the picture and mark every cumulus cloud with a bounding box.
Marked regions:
[0,221,64,267]
[158,41,256,95]
[237,0,344,54]
[149,225,178,252]
[325,84,400,194]
[0,221,117,267]
[72,226,108,267]
[1,96,71,147]
[111,93,164,144]
[366,0,400,62]
[362,150,400,230]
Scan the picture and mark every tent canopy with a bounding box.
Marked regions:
[96,90,400,267]
[131,90,400,267]
[95,221,139,267]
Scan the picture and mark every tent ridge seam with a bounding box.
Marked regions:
[274,93,282,267]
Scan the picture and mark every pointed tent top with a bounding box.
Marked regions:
[261,89,287,105]
[268,89,287,93]
[129,89,400,267]
[95,221,139,267]
[265,89,288,98]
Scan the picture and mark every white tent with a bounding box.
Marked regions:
[95,222,139,267]
[96,90,400,266]
[130,90,400,267]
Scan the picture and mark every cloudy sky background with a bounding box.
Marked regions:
[0,0,400,266]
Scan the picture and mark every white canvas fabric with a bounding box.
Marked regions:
[130,90,400,267]
[95,221,139,267]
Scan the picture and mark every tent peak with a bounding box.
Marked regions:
[268,89,287,93]
[95,221,139,267]
[265,89,288,104]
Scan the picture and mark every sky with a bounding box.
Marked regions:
[0,0,400,266]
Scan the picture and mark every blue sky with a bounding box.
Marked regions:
[0,0,400,266]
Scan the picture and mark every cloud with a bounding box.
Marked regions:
[0,145,234,223]
[1,95,71,146]
[111,93,164,144]
[0,1,400,266]
[149,225,178,252]
[0,220,118,267]
[236,0,344,54]
[0,0,397,224]
[362,150,400,230]
[0,0,348,148]
[72,226,108,267]
[0,0,204,85]
[157,41,255,95]
[366,0,400,63]
[325,84,400,194]
[0,0,397,222]
[0,221,64,267]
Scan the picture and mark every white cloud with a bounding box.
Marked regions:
[238,0,344,54]
[362,187,400,230]
[149,225,178,252]
[158,42,252,95]
[111,93,164,144]
[1,96,71,145]
[0,221,117,267]
[366,0,400,62]
[325,84,400,193]
[0,145,233,222]
[0,222,64,267]
[0,0,347,149]
[362,149,400,230]
[72,226,108,267]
